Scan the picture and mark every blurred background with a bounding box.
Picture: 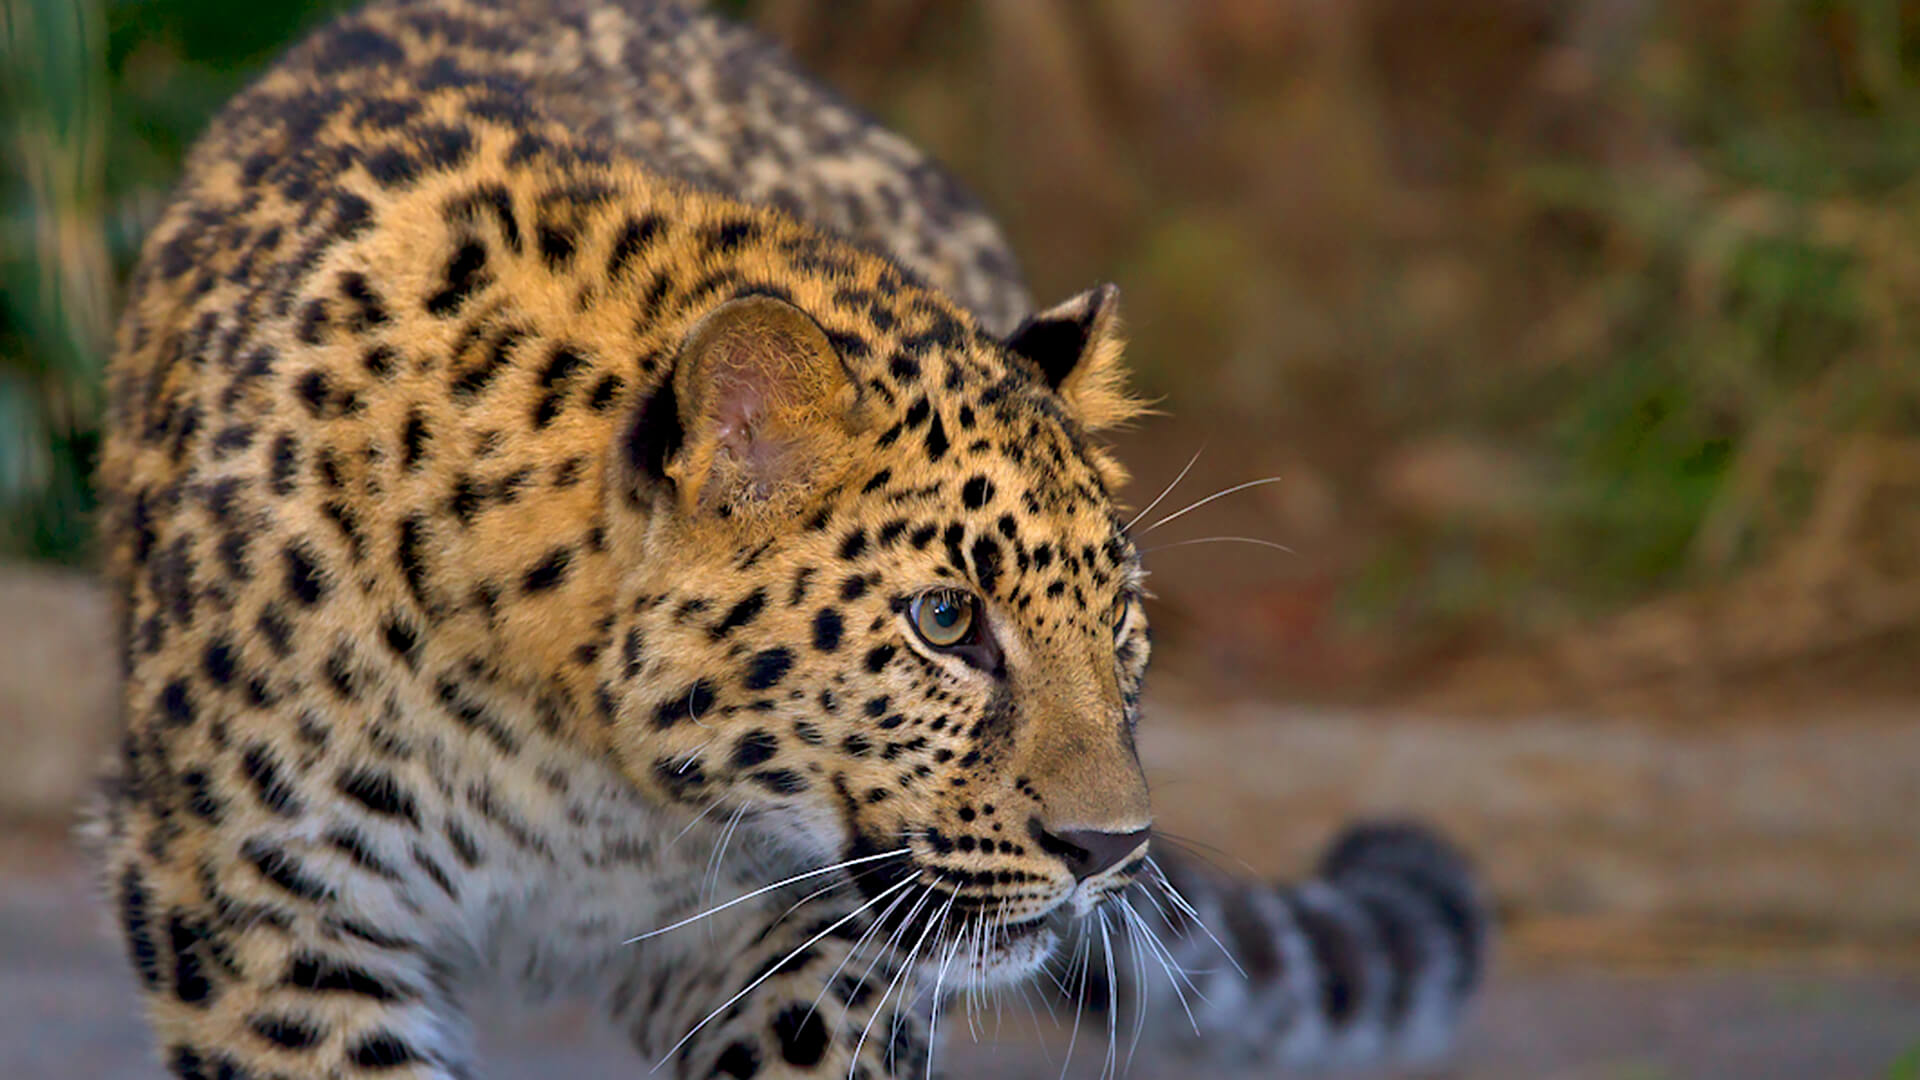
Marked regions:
[1,0,1917,1077]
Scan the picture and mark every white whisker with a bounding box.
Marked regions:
[805,879,919,1030]
[661,796,724,855]
[1059,920,1093,1080]
[1141,535,1294,556]
[1124,896,1150,1065]
[701,803,750,942]
[1120,897,1203,1034]
[768,874,853,932]
[1099,910,1119,1080]
[1137,476,1285,537]
[1148,856,1245,978]
[623,847,909,944]
[649,874,916,1073]
[1123,446,1204,533]
[852,886,953,1077]
[926,905,968,1080]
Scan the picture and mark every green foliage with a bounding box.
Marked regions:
[1,0,348,562]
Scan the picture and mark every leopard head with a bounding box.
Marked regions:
[601,280,1152,986]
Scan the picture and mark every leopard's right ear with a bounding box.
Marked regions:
[615,295,869,523]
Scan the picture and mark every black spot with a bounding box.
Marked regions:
[713,1039,761,1078]
[365,145,419,187]
[294,369,330,417]
[159,680,196,726]
[864,644,895,673]
[606,213,664,280]
[283,542,326,605]
[751,769,808,796]
[446,821,483,868]
[400,410,430,469]
[970,537,1003,595]
[702,218,761,253]
[396,515,433,609]
[445,182,521,251]
[731,730,778,769]
[743,647,794,690]
[119,867,161,989]
[169,914,216,1006]
[653,679,718,729]
[415,123,474,171]
[250,1012,323,1049]
[448,475,484,526]
[961,476,995,509]
[537,222,576,267]
[242,743,302,816]
[425,240,489,317]
[811,608,843,652]
[256,605,293,657]
[839,528,868,560]
[284,953,406,1001]
[538,345,588,387]
[362,344,396,378]
[268,431,300,495]
[924,414,949,461]
[381,615,418,663]
[243,837,332,902]
[588,373,624,411]
[773,1003,829,1066]
[522,546,572,593]
[350,1032,421,1068]
[297,298,330,344]
[712,588,767,638]
[338,767,420,825]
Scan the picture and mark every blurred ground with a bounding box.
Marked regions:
[8,813,1918,1080]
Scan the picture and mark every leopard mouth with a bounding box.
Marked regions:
[846,874,1065,989]
[908,908,1059,990]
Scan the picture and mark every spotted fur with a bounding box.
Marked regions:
[97,1,1486,1076]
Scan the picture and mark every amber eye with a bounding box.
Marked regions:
[911,589,977,649]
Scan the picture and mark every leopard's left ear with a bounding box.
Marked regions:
[1005,283,1145,432]
[618,295,869,523]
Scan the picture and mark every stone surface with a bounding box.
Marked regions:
[1138,701,1920,937]
[0,565,118,820]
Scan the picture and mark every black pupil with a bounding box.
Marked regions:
[932,598,962,629]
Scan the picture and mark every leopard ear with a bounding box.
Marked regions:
[620,295,867,520]
[1005,283,1145,432]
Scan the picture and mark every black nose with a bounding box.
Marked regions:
[1033,823,1151,881]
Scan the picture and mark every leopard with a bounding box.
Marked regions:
[94,0,1490,1076]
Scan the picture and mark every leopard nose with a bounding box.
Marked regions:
[1034,823,1151,882]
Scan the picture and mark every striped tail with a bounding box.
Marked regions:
[1071,821,1491,1071]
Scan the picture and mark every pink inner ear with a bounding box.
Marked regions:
[709,364,797,498]
[711,369,767,447]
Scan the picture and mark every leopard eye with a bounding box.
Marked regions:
[910,589,977,649]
